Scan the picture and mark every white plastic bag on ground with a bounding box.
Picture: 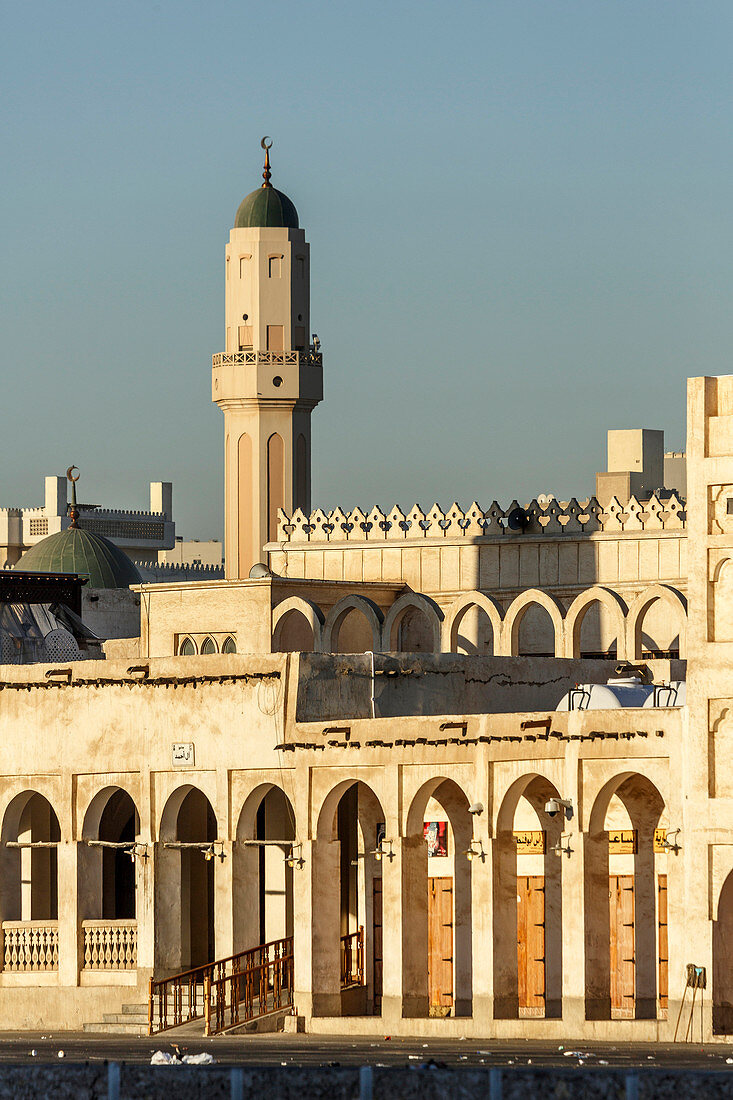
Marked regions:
[182,1053,217,1065]
[150,1050,181,1065]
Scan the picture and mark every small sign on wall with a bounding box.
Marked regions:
[424,821,448,857]
[608,830,636,854]
[514,830,546,854]
[172,742,195,768]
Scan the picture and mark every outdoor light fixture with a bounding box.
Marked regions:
[371,838,394,863]
[552,834,573,858]
[658,828,681,854]
[286,843,305,869]
[464,839,485,863]
[203,841,226,862]
[126,842,150,863]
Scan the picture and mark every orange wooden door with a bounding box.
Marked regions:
[658,875,668,1015]
[610,874,635,1018]
[517,875,545,1015]
[428,877,453,1008]
[372,878,383,1013]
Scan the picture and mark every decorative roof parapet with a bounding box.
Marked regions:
[274,493,686,544]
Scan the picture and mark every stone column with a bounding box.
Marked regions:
[57,840,81,987]
[396,834,429,1020]
[214,841,234,960]
[470,820,493,1027]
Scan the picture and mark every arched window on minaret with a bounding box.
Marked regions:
[267,433,285,543]
[296,434,308,513]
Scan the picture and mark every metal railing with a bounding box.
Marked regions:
[204,936,293,1035]
[212,351,322,368]
[148,936,293,1035]
[340,926,364,987]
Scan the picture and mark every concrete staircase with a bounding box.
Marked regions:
[83,1001,150,1035]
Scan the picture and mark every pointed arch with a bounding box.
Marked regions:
[501,589,565,657]
[443,591,503,655]
[272,595,325,653]
[564,586,629,660]
[322,595,383,653]
[383,592,443,654]
[626,584,687,659]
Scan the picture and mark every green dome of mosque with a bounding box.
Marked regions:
[234,138,299,229]
[235,186,299,230]
[18,526,142,590]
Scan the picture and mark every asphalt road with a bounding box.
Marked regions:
[0,1033,731,1071]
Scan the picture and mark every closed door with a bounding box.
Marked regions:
[428,877,453,1009]
[517,875,545,1015]
[372,878,383,1013]
[658,875,668,1015]
[610,875,635,1018]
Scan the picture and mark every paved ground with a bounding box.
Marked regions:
[0,1033,731,1070]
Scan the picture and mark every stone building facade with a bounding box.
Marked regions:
[0,145,730,1043]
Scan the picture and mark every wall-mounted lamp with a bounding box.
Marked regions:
[371,838,394,863]
[127,842,150,863]
[468,802,484,816]
[552,834,573,858]
[286,843,305,869]
[464,839,485,863]
[658,828,681,854]
[203,841,226,862]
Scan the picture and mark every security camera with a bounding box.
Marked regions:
[544,798,573,820]
[468,802,484,816]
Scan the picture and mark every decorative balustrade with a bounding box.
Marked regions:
[275,493,687,545]
[2,921,59,971]
[340,927,364,987]
[212,351,322,368]
[82,920,137,970]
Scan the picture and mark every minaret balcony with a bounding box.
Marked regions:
[212,350,323,405]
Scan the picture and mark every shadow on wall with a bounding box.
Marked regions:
[294,653,686,723]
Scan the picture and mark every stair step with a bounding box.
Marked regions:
[121,1003,148,1015]
[83,1021,148,1035]
[103,1012,148,1024]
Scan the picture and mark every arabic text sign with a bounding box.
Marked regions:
[172,742,195,768]
[514,830,545,854]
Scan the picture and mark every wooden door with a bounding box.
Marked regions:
[428,877,453,1009]
[658,875,668,1016]
[610,874,635,1018]
[372,878,383,1013]
[517,875,545,1016]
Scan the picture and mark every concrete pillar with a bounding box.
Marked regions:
[214,841,234,960]
[492,831,518,1018]
[57,841,80,986]
[398,834,429,1019]
[310,837,341,1016]
[471,831,494,1028]
[232,844,260,953]
[561,830,587,1028]
[152,844,182,976]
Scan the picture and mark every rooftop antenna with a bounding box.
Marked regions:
[66,465,80,529]
[261,136,273,188]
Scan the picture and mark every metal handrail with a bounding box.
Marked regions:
[340,926,364,987]
[204,936,294,1035]
[148,936,291,1034]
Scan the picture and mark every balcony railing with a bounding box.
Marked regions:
[82,920,137,970]
[340,927,364,987]
[2,920,59,971]
[212,351,322,368]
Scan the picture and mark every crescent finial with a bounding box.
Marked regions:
[261,136,273,188]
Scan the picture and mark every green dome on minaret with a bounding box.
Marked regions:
[234,137,299,230]
[17,467,142,590]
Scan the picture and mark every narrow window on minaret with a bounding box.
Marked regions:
[268,255,282,278]
[296,257,305,278]
[238,326,253,350]
[239,255,251,277]
[267,326,284,351]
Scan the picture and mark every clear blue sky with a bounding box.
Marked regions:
[2,1,731,537]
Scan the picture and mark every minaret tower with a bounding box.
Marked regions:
[212,138,323,579]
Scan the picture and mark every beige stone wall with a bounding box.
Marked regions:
[0,649,692,1038]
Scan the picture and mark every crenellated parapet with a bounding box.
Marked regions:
[275,493,687,544]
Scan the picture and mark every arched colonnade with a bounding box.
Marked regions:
[272,585,688,659]
[0,768,702,1026]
